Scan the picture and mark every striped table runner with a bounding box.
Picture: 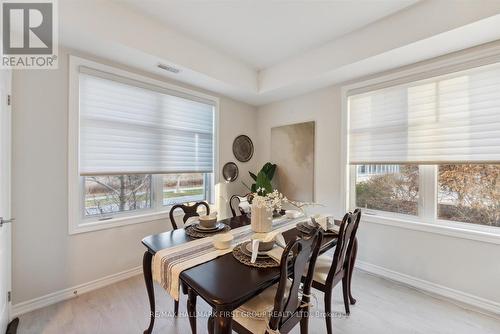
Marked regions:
[152,216,306,301]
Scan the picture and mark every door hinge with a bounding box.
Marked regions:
[7,94,11,106]
[8,291,11,302]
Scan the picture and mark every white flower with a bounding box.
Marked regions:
[252,190,288,211]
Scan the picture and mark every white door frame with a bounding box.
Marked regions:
[0,69,12,332]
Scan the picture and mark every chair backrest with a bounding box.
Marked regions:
[229,193,252,217]
[268,227,323,332]
[168,201,210,230]
[326,209,361,283]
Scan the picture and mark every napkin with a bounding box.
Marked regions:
[314,215,339,233]
[267,246,285,263]
[185,216,199,226]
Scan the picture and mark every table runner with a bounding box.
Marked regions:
[152,216,307,301]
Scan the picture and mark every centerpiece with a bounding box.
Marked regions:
[251,189,287,232]
[243,162,288,232]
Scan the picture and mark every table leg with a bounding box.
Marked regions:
[187,288,197,334]
[143,251,155,334]
[348,237,358,305]
[213,308,232,334]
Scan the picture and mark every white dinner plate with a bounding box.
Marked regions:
[192,222,224,232]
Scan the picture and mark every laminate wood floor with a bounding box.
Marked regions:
[17,269,500,334]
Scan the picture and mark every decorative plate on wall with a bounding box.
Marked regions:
[232,135,254,162]
[222,162,239,182]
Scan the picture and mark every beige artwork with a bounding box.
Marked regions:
[271,121,315,202]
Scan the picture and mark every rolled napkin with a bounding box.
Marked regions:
[251,239,260,263]
[250,231,286,263]
[275,233,286,248]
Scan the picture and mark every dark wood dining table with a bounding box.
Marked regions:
[141,214,358,334]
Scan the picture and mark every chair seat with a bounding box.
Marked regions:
[312,253,334,284]
[233,283,278,334]
[234,281,293,334]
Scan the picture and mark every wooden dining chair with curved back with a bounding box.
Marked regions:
[168,201,210,230]
[229,193,253,217]
[311,209,361,334]
[167,201,210,316]
[220,227,323,334]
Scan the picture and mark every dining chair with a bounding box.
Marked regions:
[311,209,361,334]
[168,201,210,230]
[229,193,253,217]
[167,201,210,316]
[222,227,323,334]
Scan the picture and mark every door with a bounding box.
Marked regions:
[0,69,12,333]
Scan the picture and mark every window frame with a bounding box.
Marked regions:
[68,56,219,235]
[340,48,500,244]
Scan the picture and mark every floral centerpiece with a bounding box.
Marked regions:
[250,189,287,232]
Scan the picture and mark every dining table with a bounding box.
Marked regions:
[141,214,358,334]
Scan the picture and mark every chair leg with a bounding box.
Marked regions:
[174,300,179,317]
[342,276,350,316]
[324,290,333,334]
[300,315,309,334]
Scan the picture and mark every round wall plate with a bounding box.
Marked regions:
[222,162,239,182]
[233,135,254,162]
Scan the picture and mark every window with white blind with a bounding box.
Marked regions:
[68,56,218,234]
[348,61,500,230]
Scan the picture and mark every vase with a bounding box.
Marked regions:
[251,205,273,233]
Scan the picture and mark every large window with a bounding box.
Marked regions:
[84,174,152,217]
[355,165,419,216]
[69,56,217,233]
[438,165,499,227]
[348,60,500,231]
[83,173,213,219]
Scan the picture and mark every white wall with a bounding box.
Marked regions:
[256,86,343,214]
[11,48,257,304]
[255,83,500,310]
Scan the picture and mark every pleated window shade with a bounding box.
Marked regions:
[348,62,500,164]
[79,68,215,175]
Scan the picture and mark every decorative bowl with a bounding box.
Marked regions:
[212,233,233,250]
[285,210,301,219]
[199,215,217,228]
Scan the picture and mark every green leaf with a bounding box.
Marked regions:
[249,171,257,181]
[266,164,276,180]
[256,171,273,195]
[261,162,277,180]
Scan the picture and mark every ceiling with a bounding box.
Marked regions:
[119,0,419,70]
[60,0,500,105]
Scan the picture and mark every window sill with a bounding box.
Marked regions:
[69,210,173,235]
[69,203,217,235]
[362,213,500,245]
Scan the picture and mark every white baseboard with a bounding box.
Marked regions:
[356,260,500,318]
[11,266,142,318]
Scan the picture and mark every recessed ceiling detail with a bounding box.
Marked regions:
[119,0,419,70]
[62,0,500,105]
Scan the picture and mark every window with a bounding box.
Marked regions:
[438,164,499,227]
[69,56,218,233]
[83,173,214,220]
[163,173,209,206]
[355,165,419,216]
[347,60,500,231]
[84,174,152,217]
